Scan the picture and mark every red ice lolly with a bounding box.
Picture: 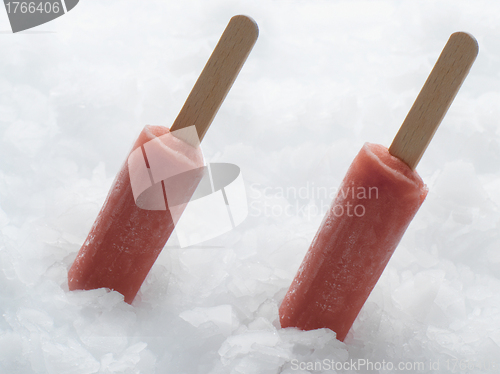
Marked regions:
[279,32,478,341]
[68,15,258,303]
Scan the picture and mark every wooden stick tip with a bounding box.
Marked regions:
[450,31,479,56]
[230,15,259,38]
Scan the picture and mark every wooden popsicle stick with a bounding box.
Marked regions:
[170,15,259,143]
[389,32,478,170]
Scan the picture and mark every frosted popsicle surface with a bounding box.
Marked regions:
[279,143,428,341]
[68,125,204,303]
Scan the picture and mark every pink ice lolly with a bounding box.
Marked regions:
[280,143,427,340]
[68,125,203,303]
[280,32,478,341]
[68,15,258,303]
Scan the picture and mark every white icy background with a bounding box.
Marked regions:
[1,0,500,373]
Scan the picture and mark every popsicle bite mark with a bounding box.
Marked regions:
[170,15,259,142]
[389,32,478,170]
